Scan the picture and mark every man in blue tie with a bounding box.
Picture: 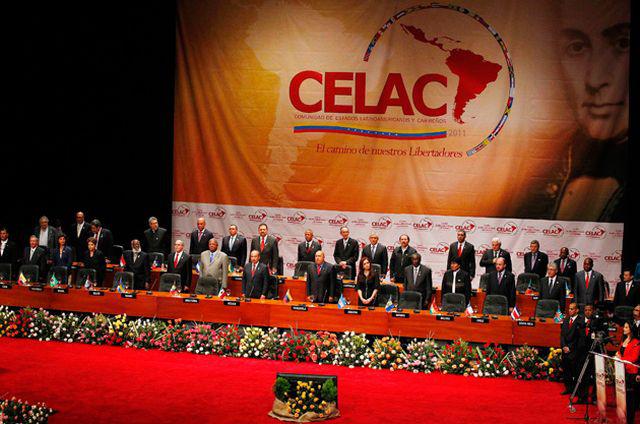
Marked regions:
[199,239,229,291]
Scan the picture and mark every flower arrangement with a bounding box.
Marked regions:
[103,314,128,346]
[261,327,285,360]
[0,305,16,338]
[400,338,439,373]
[333,331,370,368]
[212,324,241,357]
[310,331,339,364]
[271,378,339,421]
[506,345,543,380]
[239,326,266,358]
[279,329,314,362]
[5,307,35,338]
[157,319,191,352]
[27,308,57,341]
[472,343,509,378]
[126,318,167,349]
[369,336,404,370]
[53,312,82,343]
[436,339,474,376]
[539,347,563,381]
[76,313,111,345]
[186,324,216,355]
[0,397,53,423]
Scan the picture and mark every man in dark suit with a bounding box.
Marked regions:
[242,250,269,299]
[441,257,472,304]
[189,218,214,255]
[33,215,59,256]
[143,217,170,257]
[389,234,417,284]
[361,232,388,277]
[574,258,604,306]
[68,211,92,260]
[22,235,47,283]
[479,237,512,274]
[0,227,18,279]
[613,269,640,308]
[632,305,640,338]
[90,219,114,262]
[539,263,566,308]
[167,240,192,292]
[554,247,577,288]
[250,223,279,275]
[332,226,358,279]
[485,257,516,311]
[221,224,247,270]
[446,230,475,278]
[307,250,335,303]
[523,240,548,278]
[403,253,432,309]
[297,229,322,263]
[122,239,150,290]
[560,303,586,397]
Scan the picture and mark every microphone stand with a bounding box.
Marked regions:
[567,335,606,421]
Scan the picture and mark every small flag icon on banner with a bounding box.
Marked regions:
[385,298,395,312]
[337,294,348,309]
[429,298,440,315]
[17,272,29,286]
[464,303,474,317]
[510,306,521,321]
[282,289,293,303]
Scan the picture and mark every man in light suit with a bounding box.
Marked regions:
[167,240,192,292]
[297,229,322,263]
[446,230,475,278]
[189,218,214,256]
[33,215,59,256]
[221,224,247,270]
[403,253,432,309]
[523,240,549,278]
[613,269,640,308]
[479,237,512,274]
[539,263,567,308]
[554,247,578,288]
[332,226,359,279]
[199,238,229,291]
[242,250,269,299]
[122,239,150,290]
[361,232,389,277]
[68,211,92,260]
[441,257,472,304]
[574,257,604,306]
[307,250,335,303]
[250,223,279,275]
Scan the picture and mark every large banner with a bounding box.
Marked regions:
[173,1,628,284]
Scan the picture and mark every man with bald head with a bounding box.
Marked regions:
[189,218,213,255]
[122,239,150,290]
[539,263,567,307]
[297,229,322,263]
[199,238,229,292]
[68,211,92,260]
[554,247,577,288]
[574,257,604,306]
[485,257,516,311]
[221,224,247,270]
[480,237,512,274]
[307,250,335,303]
[168,240,192,292]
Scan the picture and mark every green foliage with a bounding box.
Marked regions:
[321,379,337,403]
[274,377,290,401]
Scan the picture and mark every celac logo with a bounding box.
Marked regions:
[543,224,564,237]
[429,242,450,254]
[172,204,190,217]
[585,225,606,239]
[248,209,268,222]
[287,211,306,224]
[371,216,392,229]
[208,207,226,219]
[568,248,581,261]
[604,250,622,263]
[455,220,476,233]
[413,217,434,231]
[328,214,349,226]
[516,247,531,258]
[496,222,518,235]
[476,243,491,256]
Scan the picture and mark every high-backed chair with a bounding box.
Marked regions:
[0,263,12,281]
[47,266,69,286]
[149,252,165,268]
[377,284,399,307]
[294,261,314,278]
[18,265,40,284]
[159,272,181,292]
[112,271,135,289]
[479,273,490,291]
[535,299,560,318]
[442,293,466,313]
[76,268,97,288]
[398,291,422,310]
[517,272,540,293]
[194,277,219,295]
[482,295,508,315]
[614,306,634,322]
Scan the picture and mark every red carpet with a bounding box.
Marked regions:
[0,338,585,423]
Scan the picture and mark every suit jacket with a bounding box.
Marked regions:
[32,226,59,255]
[189,228,214,255]
[67,222,92,260]
[199,250,229,289]
[613,280,640,308]
[242,262,269,298]
[356,271,381,305]
[221,235,247,268]
[441,269,472,304]
[297,240,322,263]
[93,228,114,260]
[167,251,192,289]
[51,246,73,269]
[574,270,604,305]
[632,320,640,339]
[560,315,586,360]
[362,243,389,276]
[123,250,150,290]
[389,246,417,283]
[523,251,549,278]
[332,238,359,279]
[554,257,577,285]
[539,276,567,307]
[485,270,516,308]
[82,250,106,284]
[479,249,512,274]
[143,227,170,256]
[22,246,48,281]
[307,261,335,302]
[251,235,279,271]
[0,240,18,274]
[403,264,433,308]
[447,241,476,277]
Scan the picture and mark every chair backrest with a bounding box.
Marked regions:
[398,290,422,310]
[47,266,69,285]
[19,265,40,283]
[479,273,490,291]
[335,265,353,281]
[535,299,560,318]
[371,263,382,276]
[442,293,466,312]
[189,254,201,270]
[228,256,238,270]
[267,274,279,299]
[377,284,399,307]
[517,272,540,293]
[76,268,97,288]
[277,256,284,275]
[159,272,181,292]
[113,271,135,289]
[614,306,634,322]
[149,252,165,267]
[0,263,12,281]
[194,276,219,295]
[112,245,123,263]
[294,261,314,278]
[483,294,509,315]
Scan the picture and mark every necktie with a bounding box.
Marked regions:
[413,268,418,285]
[585,272,590,289]
[251,264,256,277]
[198,231,202,242]
[452,272,456,293]
[344,239,348,249]
[306,242,310,253]
[457,243,462,257]
[260,237,265,251]
[498,272,503,285]
[133,252,138,263]
[317,264,321,275]
[561,259,566,273]
[530,253,536,270]
[209,252,214,263]
[77,224,82,238]
[30,249,34,260]
[371,245,376,258]
[95,232,100,248]
[494,250,498,259]
[550,278,554,289]
[174,253,179,268]
[229,237,235,250]
[569,317,574,328]
[627,282,631,296]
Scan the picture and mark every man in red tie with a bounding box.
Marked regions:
[560,303,586,398]
[189,218,213,255]
[167,240,192,292]
[242,250,268,299]
[554,247,577,289]
[574,257,604,306]
[446,230,476,279]
[250,223,279,275]
[306,250,335,303]
[297,229,321,262]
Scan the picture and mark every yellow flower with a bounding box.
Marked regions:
[549,368,554,373]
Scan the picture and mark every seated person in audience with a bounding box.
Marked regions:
[51,234,73,271]
[0,227,19,278]
[361,232,388,277]
[90,219,114,263]
[297,229,321,263]
[441,257,471,305]
[523,240,549,278]
[332,226,358,280]
[479,237,512,274]
[356,256,380,306]
[242,250,269,299]
[199,238,229,291]
[403,253,432,309]
[143,216,170,257]
[307,250,335,303]
[485,257,516,312]
[539,263,567,308]
[614,269,640,308]
[554,247,577,288]
[574,257,604,306]
[221,224,247,270]
[81,237,106,285]
[167,240,192,292]
[389,234,416,284]
[22,235,47,283]
[123,239,150,290]
[189,217,214,256]
[33,215,59,256]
